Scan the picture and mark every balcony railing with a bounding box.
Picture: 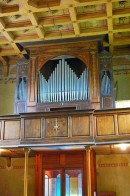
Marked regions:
[0,108,130,147]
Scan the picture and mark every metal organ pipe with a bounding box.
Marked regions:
[18,77,27,101]
[101,71,111,95]
[38,59,89,103]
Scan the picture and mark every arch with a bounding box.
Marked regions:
[38,53,89,71]
[37,56,89,103]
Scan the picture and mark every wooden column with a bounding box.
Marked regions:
[90,149,97,196]
[86,146,92,196]
[23,148,30,196]
[35,154,43,196]
[86,146,97,196]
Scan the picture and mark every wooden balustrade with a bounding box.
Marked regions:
[94,108,130,143]
[0,108,130,147]
[0,114,21,146]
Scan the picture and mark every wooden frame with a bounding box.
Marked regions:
[26,40,100,112]
[35,150,89,196]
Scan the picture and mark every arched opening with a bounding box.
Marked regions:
[37,55,89,103]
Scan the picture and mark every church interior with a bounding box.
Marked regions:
[0,0,130,195]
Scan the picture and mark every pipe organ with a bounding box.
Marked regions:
[15,58,29,113]
[99,50,115,108]
[38,58,89,103]
[14,40,115,113]
[18,77,27,101]
[101,71,111,95]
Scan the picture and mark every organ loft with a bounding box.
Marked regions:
[15,40,115,113]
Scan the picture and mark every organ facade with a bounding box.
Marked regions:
[15,40,114,113]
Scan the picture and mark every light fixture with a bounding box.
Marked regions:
[0,148,6,152]
[119,143,127,150]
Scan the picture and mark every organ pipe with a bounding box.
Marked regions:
[101,71,111,95]
[38,59,89,103]
[18,77,27,101]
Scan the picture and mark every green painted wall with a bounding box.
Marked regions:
[0,157,35,196]
[114,74,130,101]
[97,154,130,196]
[0,71,130,115]
[0,83,15,115]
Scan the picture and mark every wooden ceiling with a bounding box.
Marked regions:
[1,144,130,158]
[0,0,130,66]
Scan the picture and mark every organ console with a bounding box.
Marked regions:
[14,40,115,113]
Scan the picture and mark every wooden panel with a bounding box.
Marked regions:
[42,152,60,167]
[4,120,20,140]
[72,116,90,136]
[118,114,130,134]
[24,118,41,138]
[16,101,26,113]
[45,117,68,137]
[42,150,85,167]
[102,97,113,108]
[65,151,84,166]
[27,57,37,106]
[90,51,100,102]
[96,115,115,136]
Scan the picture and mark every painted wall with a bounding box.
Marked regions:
[1,75,130,114]
[113,55,130,101]
[0,55,130,115]
[96,154,130,196]
[113,74,130,101]
[0,157,35,196]
[0,83,15,115]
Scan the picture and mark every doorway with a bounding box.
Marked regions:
[44,168,83,196]
[35,150,87,196]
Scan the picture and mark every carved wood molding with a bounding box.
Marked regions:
[26,40,100,109]
[27,41,97,57]
[27,57,38,106]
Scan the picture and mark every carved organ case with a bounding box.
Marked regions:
[15,58,29,113]
[26,41,100,112]
[99,50,115,109]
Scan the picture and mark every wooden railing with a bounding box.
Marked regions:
[0,108,130,147]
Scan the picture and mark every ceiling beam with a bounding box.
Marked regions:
[69,7,80,36]
[106,1,114,54]
[28,11,45,39]
[0,56,9,77]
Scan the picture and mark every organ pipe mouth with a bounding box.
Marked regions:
[50,106,76,111]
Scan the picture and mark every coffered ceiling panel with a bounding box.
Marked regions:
[0,0,130,68]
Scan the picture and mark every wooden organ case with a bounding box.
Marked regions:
[99,50,115,109]
[26,40,100,112]
[15,58,29,113]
